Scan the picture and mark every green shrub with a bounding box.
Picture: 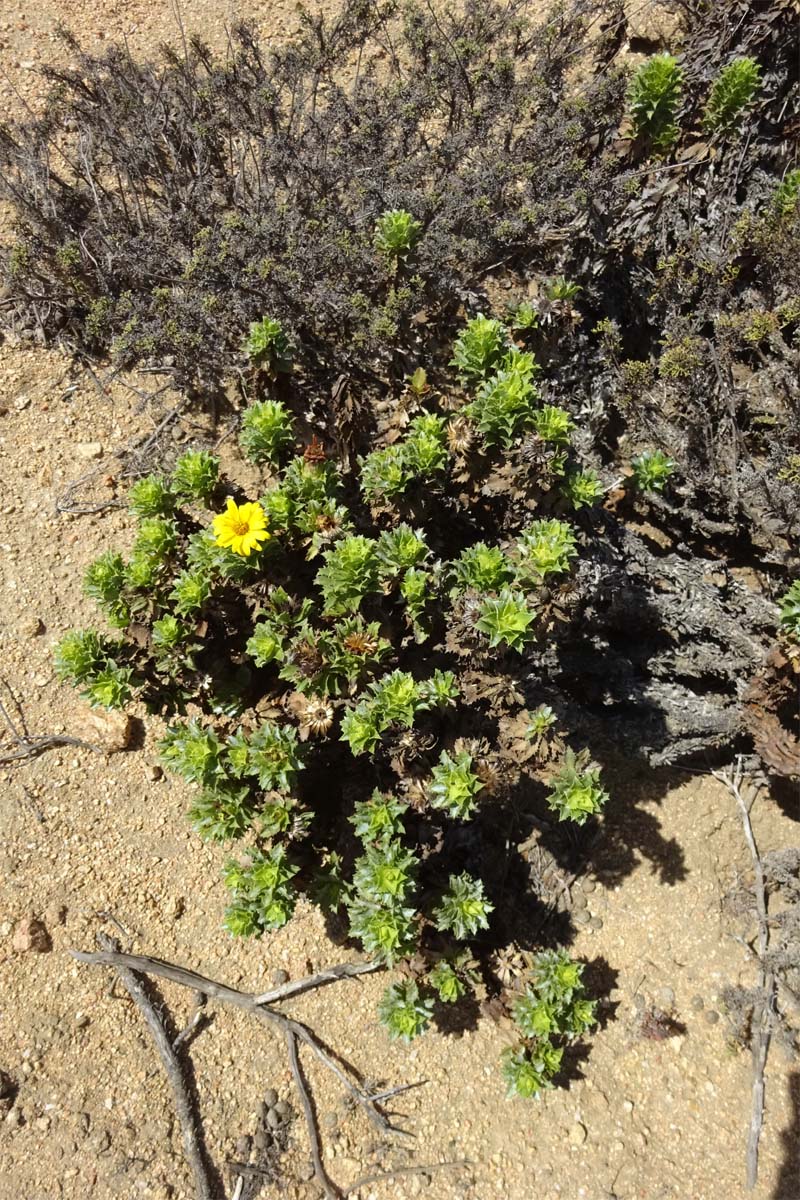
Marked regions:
[628,53,683,151]
[374,209,423,258]
[240,400,295,466]
[244,316,292,372]
[546,748,608,824]
[703,58,761,133]
[631,449,676,493]
[172,451,220,504]
[451,315,511,383]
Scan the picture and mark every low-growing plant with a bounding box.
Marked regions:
[546,748,609,824]
[779,580,800,639]
[54,329,607,1097]
[631,449,676,493]
[502,949,596,1099]
[466,351,541,449]
[374,209,423,259]
[172,450,220,504]
[378,980,434,1041]
[703,58,761,133]
[240,400,295,466]
[451,314,511,383]
[244,316,292,373]
[628,53,683,151]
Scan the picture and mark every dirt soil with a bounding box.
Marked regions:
[0,4,799,1200]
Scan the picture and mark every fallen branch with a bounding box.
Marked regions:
[712,759,776,1191]
[71,943,409,1200]
[93,934,217,1200]
[0,678,103,765]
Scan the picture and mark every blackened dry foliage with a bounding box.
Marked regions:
[2,0,800,772]
[0,0,624,405]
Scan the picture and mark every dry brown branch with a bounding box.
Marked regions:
[93,934,216,1200]
[712,759,777,1191]
[0,678,103,765]
[71,944,411,1200]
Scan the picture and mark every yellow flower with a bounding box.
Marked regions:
[212,498,270,557]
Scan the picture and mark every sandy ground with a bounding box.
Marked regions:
[0,3,799,1199]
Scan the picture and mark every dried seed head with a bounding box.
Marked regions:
[447,415,474,456]
[298,696,335,738]
[303,435,327,464]
[342,631,379,656]
[288,640,324,677]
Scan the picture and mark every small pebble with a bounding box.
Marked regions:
[704,1010,720,1025]
[572,891,588,911]
[690,995,705,1012]
[234,1135,251,1159]
[35,1116,51,1133]
[568,1122,587,1147]
[74,1013,90,1029]
[12,917,51,954]
[582,878,597,893]
[253,1130,269,1152]
[270,968,290,986]
[75,441,103,459]
[589,916,604,931]
[622,1100,634,1114]
[323,1111,339,1130]
[656,987,675,1008]
[266,1108,282,1131]
[274,1099,291,1117]
[146,764,164,782]
[574,910,591,926]
[263,1088,279,1108]
[4,1107,22,1127]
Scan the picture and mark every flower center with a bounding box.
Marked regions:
[231,517,250,536]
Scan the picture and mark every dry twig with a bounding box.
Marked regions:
[0,678,103,765]
[712,758,776,1191]
[71,944,409,1200]
[93,934,217,1200]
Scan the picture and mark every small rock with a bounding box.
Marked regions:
[274,1099,290,1117]
[568,1122,587,1147]
[704,1010,720,1025]
[71,705,133,753]
[270,968,290,986]
[13,393,31,411]
[266,1108,282,1130]
[263,1088,279,1108]
[574,910,591,926]
[589,916,604,931]
[20,60,36,70]
[169,896,185,920]
[75,442,103,459]
[4,1107,22,1127]
[656,987,675,1008]
[146,764,164,782]
[572,890,588,911]
[299,1161,316,1182]
[44,903,67,928]
[582,878,597,892]
[74,1013,90,1029]
[12,917,51,954]
[253,1130,270,1152]
[323,1111,339,1130]
[622,1100,634,1114]
[234,1135,251,1159]
[23,617,45,638]
[92,1129,111,1153]
[690,995,705,1012]
[35,1116,51,1133]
